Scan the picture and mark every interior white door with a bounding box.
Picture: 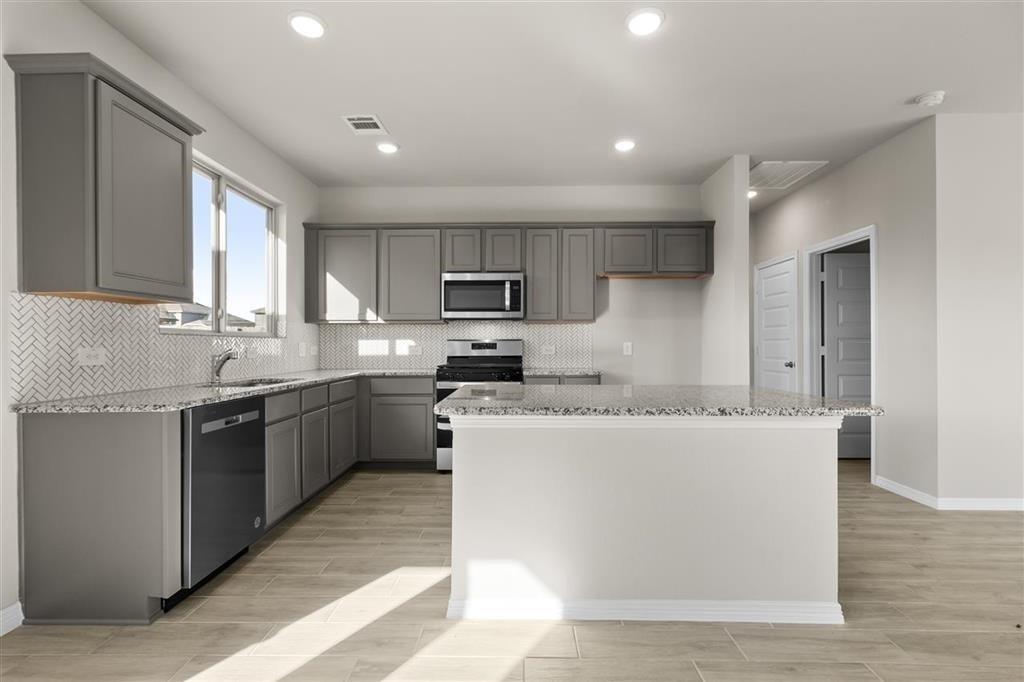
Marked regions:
[823,253,871,458]
[755,257,798,391]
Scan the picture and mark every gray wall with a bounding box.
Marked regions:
[751,118,939,498]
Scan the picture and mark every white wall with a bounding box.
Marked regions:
[935,114,1024,502]
[0,0,319,621]
[752,119,941,498]
[317,184,708,385]
[699,156,751,384]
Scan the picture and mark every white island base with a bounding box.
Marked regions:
[447,414,845,624]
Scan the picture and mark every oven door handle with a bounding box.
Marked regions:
[437,423,453,432]
[505,281,511,311]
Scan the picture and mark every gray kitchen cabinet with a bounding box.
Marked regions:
[7,53,202,303]
[562,375,601,385]
[379,229,442,320]
[561,228,596,321]
[656,227,708,273]
[444,228,482,271]
[329,399,357,479]
[525,228,560,321]
[370,395,435,461]
[266,417,302,526]
[524,376,561,385]
[301,408,330,499]
[603,227,654,273]
[313,229,378,322]
[484,228,522,272]
[524,374,600,385]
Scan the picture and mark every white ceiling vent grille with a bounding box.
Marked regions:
[343,115,388,136]
[749,161,828,190]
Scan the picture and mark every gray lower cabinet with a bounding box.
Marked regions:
[444,228,482,271]
[603,227,654,273]
[314,229,378,322]
[370,395,435,461]
[329,399,357,479]
[561,228,596,321]
[8,54,203,303]
[266,417,302,526]
[525,374,600,385]
[301,408,330,499]
[525,228,560,321]
[524,376,561,385]
[562,375,601,385]
[656,227,707,273]
[484,228,522,271]
[379,229,442,320]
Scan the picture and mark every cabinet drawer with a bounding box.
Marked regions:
[524,376,561,385]
[369,377,433,395]
[301,385,329,411]
[266,391,300,423]
[329,380,357,403]
[562,375,600,385]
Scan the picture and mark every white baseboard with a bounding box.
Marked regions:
[447,599,844,625]
[873,476,1024,511]
[0,601,23,636]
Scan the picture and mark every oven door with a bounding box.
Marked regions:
[441,273,523,319]
[436,380,492,471]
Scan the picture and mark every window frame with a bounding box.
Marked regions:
[159,157,280,337]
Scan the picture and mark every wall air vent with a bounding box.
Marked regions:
[343,114,388,136]
[749,161,828,190]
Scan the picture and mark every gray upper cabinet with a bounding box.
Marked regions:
[443,228,482,271]
[315,229,378,322]
[656,227,708,273]
[300,408,330,500]
[379,229,442,321]
[484,228,522,272]
[603,227,654,273]
[370,395,435,461]
[525,228,559,321]
[561,228,595,321]
[329,399,357,480]
[7,53,203,303]
[265,417,302,527]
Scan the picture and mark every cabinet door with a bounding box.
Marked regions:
[524,376,560,385]
[301,408,330,499]
[265,417,301,526]
[484,228,522,272]
[656,227,707,273]
[562,375,600,385]
[329,399,357,480]
[561,228,595,321]
[95,80,192,301]
[319,229,378,321]
[603,227,654,273]
[525,228,559,321]
[443,228,481,272]
[370,396,434,461]
[379,229,441,320]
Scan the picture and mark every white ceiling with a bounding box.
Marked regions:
[86,1,1022,192]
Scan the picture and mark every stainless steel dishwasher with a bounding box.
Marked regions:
[183,396,266,587]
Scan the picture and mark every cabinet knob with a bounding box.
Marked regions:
[784,361,795,368]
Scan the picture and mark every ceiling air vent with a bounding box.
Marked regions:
[749,161,828,190]
[343,114,388,136]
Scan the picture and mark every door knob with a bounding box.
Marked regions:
[784,361,795,368]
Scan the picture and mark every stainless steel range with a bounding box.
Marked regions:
[435,339,524,471]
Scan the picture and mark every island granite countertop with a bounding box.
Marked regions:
[435,383,883,418]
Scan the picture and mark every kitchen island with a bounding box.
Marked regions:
[434,384,883,624]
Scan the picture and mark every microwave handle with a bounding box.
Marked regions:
[505,281,510,311]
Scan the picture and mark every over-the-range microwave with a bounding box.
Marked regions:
[441,272,524,319]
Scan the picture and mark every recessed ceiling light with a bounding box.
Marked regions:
[377,142,400,154]
[747,190,758,199]
[913,90,946,107]
[626,8,664,36]
[288,11,326,39]
[614,139,636,152]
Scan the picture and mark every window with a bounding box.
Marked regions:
[159,162,277,335]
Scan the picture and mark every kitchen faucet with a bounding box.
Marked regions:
[210,349,239,384]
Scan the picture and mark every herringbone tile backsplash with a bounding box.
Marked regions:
[9,293,318,404]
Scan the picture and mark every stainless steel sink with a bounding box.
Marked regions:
[205,378,295,388]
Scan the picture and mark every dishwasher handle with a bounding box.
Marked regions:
[200,410,261,435]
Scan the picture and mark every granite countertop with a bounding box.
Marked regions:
[10,369,436,414]
[434,384,884,418]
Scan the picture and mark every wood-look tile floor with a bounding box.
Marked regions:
[2,461,1022,681]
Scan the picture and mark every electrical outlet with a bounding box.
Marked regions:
[622,341,633,357]
[311,345,319,357]
[540,344,556,356]
[74,346,108,367]
[299,342,308,357]
[623,385,633,398]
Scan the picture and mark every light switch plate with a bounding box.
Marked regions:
[622,341,633,356]
[299,342,308,357]
[311,345,318,357]
[540,344,556,356]
[74,346,108,367]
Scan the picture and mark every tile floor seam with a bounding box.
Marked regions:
[165,652,198,680]
[861,661,885,681]
[690,659,709,681]
[722,626,749,661]
[571,624,581,659]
